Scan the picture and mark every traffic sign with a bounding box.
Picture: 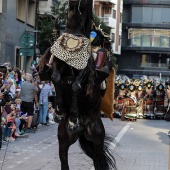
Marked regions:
[19,48,34,56]
[19,32,35,48]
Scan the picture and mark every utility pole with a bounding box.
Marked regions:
[34,0,39,61]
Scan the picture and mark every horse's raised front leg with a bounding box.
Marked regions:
[58,122,78,170]
[68,70,85,132]
[51,66,64,123]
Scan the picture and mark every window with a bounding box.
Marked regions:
[16,0,26,22]
[132,7,143,23]
[143,7,152,23]
[16,0,35,26]
[161,36,169,47]
[152,8,161,23]
[129,29,170,48]
[119,35,121,45]
[94,5,100,16]
[113,10,116,19]
[132,6,170,24]
[140,54,169,68]
[103,7,111,14]
[151,35,160,47]
[142,35,151,47]
[162,8,170,23]
[131,37,141,46]
[111,33,115,43]
[27,0,35,26]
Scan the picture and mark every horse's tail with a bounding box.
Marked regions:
[79,134,117,170]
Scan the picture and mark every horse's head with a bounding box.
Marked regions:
[66,0,93,37]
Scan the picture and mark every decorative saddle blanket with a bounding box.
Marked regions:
[51,33,91,70]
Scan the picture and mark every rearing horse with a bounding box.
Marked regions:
[38,0,116,169]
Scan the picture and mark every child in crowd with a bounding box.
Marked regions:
[47,102,55,124]
[14,98,28,135]
[6,110,16,142]
[1,117,7,143]
[15,98,22,110]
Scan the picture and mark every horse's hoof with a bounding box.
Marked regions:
[53,113,64,123]
[68,119,83,133]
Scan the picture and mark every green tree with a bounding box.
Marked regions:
[93,15,111,35]
[38,1,68,54]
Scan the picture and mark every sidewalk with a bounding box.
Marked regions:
[113,119,169,170]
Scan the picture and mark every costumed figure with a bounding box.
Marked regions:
[135,79,144,119]
[114,75,127,118]
[164,78,170,121]
[153,78,165,119]
[121,79,137,121]
[89,23,115,119]
[142,77,154,118]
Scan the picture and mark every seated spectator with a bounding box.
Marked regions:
[14,99,28,135]
[1,117,7,143]
[6,111,16,142]
[15,98,22,110]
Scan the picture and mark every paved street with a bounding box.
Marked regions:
[0,118,169,170]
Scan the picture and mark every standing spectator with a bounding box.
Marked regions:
[39,81,52,125]
[19,73,38,133]
[6,111,16,142]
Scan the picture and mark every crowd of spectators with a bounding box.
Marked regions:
[0,64,56,143]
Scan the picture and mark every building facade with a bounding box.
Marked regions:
[0,0,57,71]
[119,0,170,79]
[94,0,123,55]
[0,0,38,71]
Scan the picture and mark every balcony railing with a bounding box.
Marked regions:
[95,0,116,4]
[99,16,116,28]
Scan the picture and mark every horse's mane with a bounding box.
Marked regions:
[66,0,93,37]
[38,47,51,72]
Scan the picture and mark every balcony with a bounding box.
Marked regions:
[99,16,116,28]
[95,0,116,4]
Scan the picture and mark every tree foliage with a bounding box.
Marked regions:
[38,1,68,54]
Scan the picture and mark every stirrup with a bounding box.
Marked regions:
[53,112,64,123]
[68,118,83,132]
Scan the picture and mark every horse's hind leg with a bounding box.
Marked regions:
[58,122,78,170]
[83,118,116,170]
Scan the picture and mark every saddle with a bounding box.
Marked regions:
[51,33,91,70]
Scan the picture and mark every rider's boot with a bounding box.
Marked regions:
[53,105,65,123]
[68,112,83,132]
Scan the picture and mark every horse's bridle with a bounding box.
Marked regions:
[69,0,88,35]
